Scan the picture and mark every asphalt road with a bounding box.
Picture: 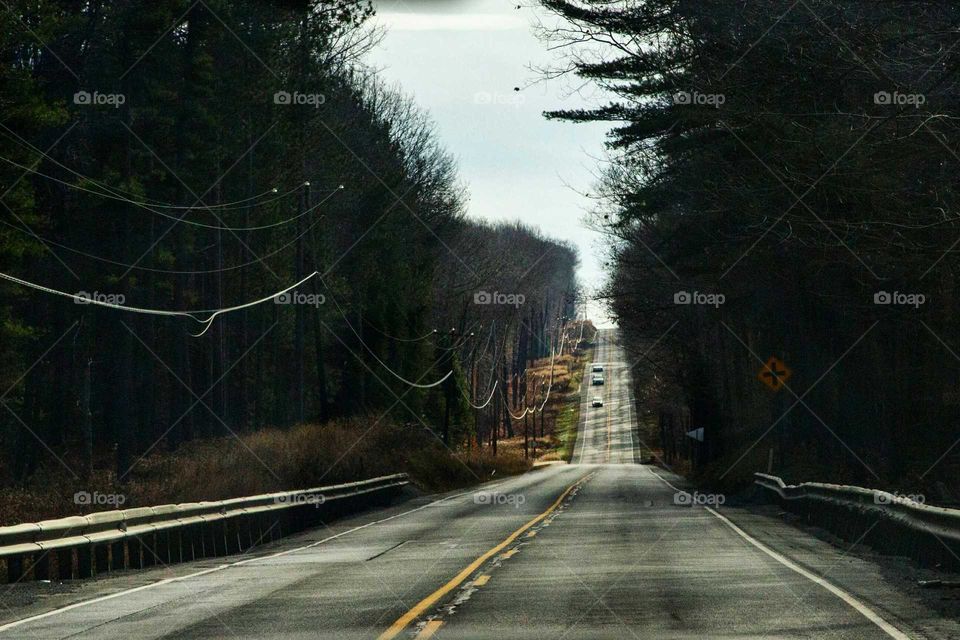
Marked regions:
[572,328,639,464]
[1,330,957,638]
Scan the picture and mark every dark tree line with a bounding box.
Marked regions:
[0,0,579,487]
[542,0,960,491]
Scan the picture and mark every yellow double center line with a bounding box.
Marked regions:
[378,473,592,639]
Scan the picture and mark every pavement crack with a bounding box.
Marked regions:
[366,540,409,561]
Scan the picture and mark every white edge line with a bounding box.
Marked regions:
[0,479,518,633]
[644,467,910,640]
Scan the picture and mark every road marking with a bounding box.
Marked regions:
[473,575,490,586]
[378,473,592,640]
[0,477,522,634]
[605,378,613,461]
[644,467,910,640]
[414,620,444,639]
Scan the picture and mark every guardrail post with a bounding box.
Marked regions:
[110,540,124,571]
[225,518,241,555]
[168,529,181,564]
[141,533,158,566]
[156,530,170,564]
[78,544,94,578]
[211,521,223,557]
[241,516,254,551]
[184,525,203,560]
[57,549,74,580]
[131,537,144,569]
[7,555,23,583]
[200,523,212,558]
[256,514,267,545]
[94,543,109,574]
[32,552,51,581]
[218,521,229,556]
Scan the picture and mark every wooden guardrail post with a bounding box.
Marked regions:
[57,548,75,580]
[78,544,94,578]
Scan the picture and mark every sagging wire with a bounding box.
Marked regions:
[0,153,342,231]
[463,321,500,409]
[0,124,307,212]
[319,276,453,389]
[504,330,568,420]
[0,202,330,275]
[537,331,568,411]
[363,322,438,343]
[0,269,319,337]
[469,379,499,410]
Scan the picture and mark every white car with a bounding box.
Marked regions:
[592,397,604,407]
[591,374,605,385]
[591,364,604,373]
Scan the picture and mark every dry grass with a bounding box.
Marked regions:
[0,348,592,526]
[408,440,531,493]
[528,348,590,463]
[0,416,531,526]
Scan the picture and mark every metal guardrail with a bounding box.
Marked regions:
[754,472,960,568]
[0,473,408,584]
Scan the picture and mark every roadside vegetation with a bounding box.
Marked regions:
[0,1,582,524]
[541,0,960,496]
[534,345,590,463]
[0,417,533,525]
[0,324,594,525]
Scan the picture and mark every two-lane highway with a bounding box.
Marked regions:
[0,329,957,638]
[572,329,639,464]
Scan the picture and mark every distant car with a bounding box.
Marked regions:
[592,397,603,407]
[591,364,604,373]
[591,374,604,385]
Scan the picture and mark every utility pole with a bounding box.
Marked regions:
[441,328,456,445]
[439,328,474,445]
[306,181,330,422]
[81,358,94,479]
[294,182,306,424]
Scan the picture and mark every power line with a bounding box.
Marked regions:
[503,329,568,419]
[363,322,438,343]
[467,379,498,410]
[0,269,319,337]
[0,153,343,231]
[0,204,330,275]
[0,124,322,213]
[462,321,500,409]
[319,277,453,389]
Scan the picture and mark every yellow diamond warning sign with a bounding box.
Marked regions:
[758,356,791,391]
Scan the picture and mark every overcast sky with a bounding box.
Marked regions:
[367,0,614,325]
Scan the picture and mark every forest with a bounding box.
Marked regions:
[541,0,960,495]
[0,0,579,513]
